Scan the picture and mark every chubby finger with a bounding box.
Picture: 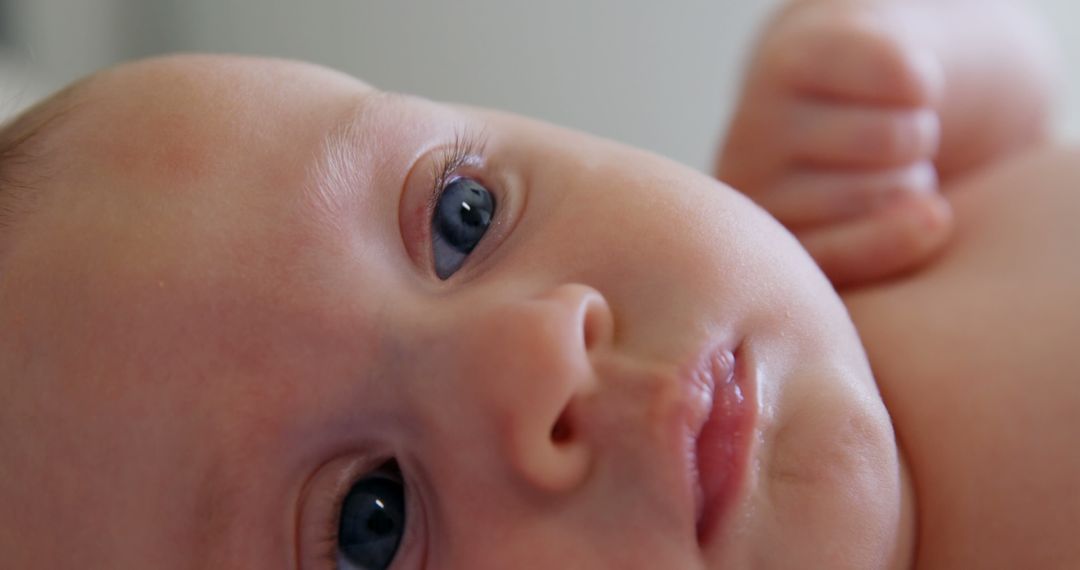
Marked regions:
[797,190,954,288]
[757,161,938,226]
[787,101,940,168]
[777,14,944,107]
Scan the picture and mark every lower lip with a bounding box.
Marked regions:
[694,347,754,544]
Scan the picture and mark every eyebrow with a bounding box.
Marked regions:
[305,92,381,223]
[303,90,408,229]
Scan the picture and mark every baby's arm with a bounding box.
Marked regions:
[716,0,1059,287]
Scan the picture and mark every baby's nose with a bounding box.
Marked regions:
[451,283,613,495]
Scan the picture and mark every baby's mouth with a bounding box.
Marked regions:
[684,344,754,545]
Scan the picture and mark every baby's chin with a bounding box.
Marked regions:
[725,353,906,567]
[699,414,907,567]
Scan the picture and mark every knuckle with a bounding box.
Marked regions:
[859,110,938,161]
[896,161,939,194]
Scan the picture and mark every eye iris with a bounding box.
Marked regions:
[337,472,406,570]
[432,177,496,279]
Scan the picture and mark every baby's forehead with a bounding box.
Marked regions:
[62,56,372,185]
[0,56,395,311]
[0,56,405,444]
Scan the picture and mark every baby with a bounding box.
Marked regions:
[0,0,1076,568]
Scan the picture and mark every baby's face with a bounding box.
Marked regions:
[0,56,909,569]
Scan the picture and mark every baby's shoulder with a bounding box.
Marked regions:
[842,145,1080,568]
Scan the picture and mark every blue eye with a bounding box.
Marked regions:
[432,177,496,279]
[337,462,406,570]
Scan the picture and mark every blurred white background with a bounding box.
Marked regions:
[0,0,1076,171]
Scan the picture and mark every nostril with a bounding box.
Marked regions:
[551,412,573,444]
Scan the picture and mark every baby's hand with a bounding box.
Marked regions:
[717,2,953,288]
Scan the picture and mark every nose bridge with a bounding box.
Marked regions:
[444,282,613,495]
[532,137,700,304]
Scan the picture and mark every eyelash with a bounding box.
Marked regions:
[427,128,489,209]
[316,513,341,568]
[423,128,491,240]
[315,469,351,568]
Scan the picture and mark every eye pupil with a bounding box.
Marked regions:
[458,187,490,226]
[368,509,394,535]
[432,177,496,279]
